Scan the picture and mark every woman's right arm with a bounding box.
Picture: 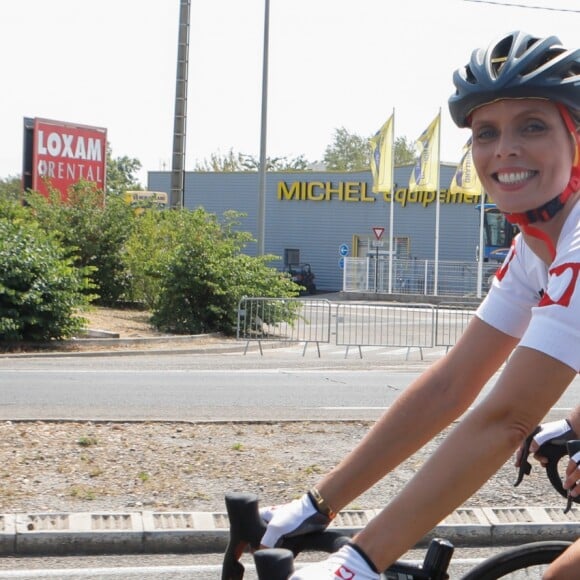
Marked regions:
[262,316,518,547]
[314,316,518,514]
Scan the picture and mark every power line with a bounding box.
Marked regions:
[463,0,580,13]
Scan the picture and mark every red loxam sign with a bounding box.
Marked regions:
[30,118,107,201]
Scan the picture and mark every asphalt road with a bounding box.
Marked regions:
[0,344,578,421]
[0,343,576,578]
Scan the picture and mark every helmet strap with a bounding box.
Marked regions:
[503,103,580,261]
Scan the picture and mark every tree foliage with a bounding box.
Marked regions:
[194,149,309,171]
[0,217,93,342]
[394,136,416,165]
[25,182,136,305]
[323,128,417,171]
[124,208,299,334]
[323,127,370,171]
[0,176,22,202]
[106,146,142,195]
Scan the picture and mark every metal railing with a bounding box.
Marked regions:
[335,302,435,359]
[435,303,476,351]
[237,298,476,358]
[237,297,332,356]
[344,257,498,298]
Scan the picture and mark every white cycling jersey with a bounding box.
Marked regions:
[476,202,580,372]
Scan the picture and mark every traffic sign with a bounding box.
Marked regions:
[338,257,345,269]
[339,243,349,257]
[372,227,385,241]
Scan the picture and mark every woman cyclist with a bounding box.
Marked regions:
[259,31,580,579]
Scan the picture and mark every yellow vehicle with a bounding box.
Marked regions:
[124,191,168,213]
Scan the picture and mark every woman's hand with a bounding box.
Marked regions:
[260,493,331,548]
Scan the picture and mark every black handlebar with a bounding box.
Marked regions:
[515,431,580,509]
[221,492,350,580]
[222,491,454,580]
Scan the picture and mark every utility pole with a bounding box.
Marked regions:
[257,0,270,255]
[170,0,190,209]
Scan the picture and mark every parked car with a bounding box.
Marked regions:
[285,263,316,295]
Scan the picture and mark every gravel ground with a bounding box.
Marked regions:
[0,307,567,515]
[0,419,565,515]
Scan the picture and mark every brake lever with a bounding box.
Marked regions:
[514,426,541,487]
[564,440,580,514]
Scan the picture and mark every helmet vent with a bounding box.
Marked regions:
[490,36,513,77]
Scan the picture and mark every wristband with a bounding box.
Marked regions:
[308,487,337,519]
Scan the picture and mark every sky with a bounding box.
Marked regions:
[3,0,580,186]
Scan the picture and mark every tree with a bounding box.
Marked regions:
[106,146,142,196]
[323,127,370,171]
[194,149,242,171]
[194,149,309,172]
[0,176,23,201]
[0,218,94,342]
[394,136,416,165]
[238,154,309,171]
[25,182,137,305]
[124,208,299,334]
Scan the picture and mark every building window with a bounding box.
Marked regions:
[284,249,300,266]
[394,237,410,258]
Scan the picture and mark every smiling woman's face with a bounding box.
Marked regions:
[470,99,575,214]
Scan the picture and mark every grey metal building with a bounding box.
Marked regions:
[148,163,484,292]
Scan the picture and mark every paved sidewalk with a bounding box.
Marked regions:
[2,505,579,556]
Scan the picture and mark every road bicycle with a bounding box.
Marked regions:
[221,438,580,580]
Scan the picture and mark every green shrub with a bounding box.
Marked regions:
[125,208,299,335]
[25,184,136,306]
[0,219,94,342]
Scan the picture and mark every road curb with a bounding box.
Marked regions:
[3,506,579,556]
[0,336,252,359]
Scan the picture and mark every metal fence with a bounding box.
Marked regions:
[344,257,499,298]
[237,297,332,356]
[237,297,477,358]
[435,303,476,350]
[335,302,435,359]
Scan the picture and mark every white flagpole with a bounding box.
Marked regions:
[477,193,486,298]
[433,108,441,296]
[388,108,395,294]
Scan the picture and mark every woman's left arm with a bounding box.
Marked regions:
[354,345,577,571]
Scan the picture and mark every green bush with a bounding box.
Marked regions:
[25,184,136,306]
[125,208,299,335]
[0,219,94,342]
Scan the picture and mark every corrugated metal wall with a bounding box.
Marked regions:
[148,165,482,291]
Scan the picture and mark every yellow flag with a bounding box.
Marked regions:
[369,114,394,193]
[450,137,484,197]
[408,113,440,193]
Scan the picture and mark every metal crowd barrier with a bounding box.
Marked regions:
[237,298,474,358]
[435,303,476,351]
[335,302,436,359]
[237,297,332,356]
